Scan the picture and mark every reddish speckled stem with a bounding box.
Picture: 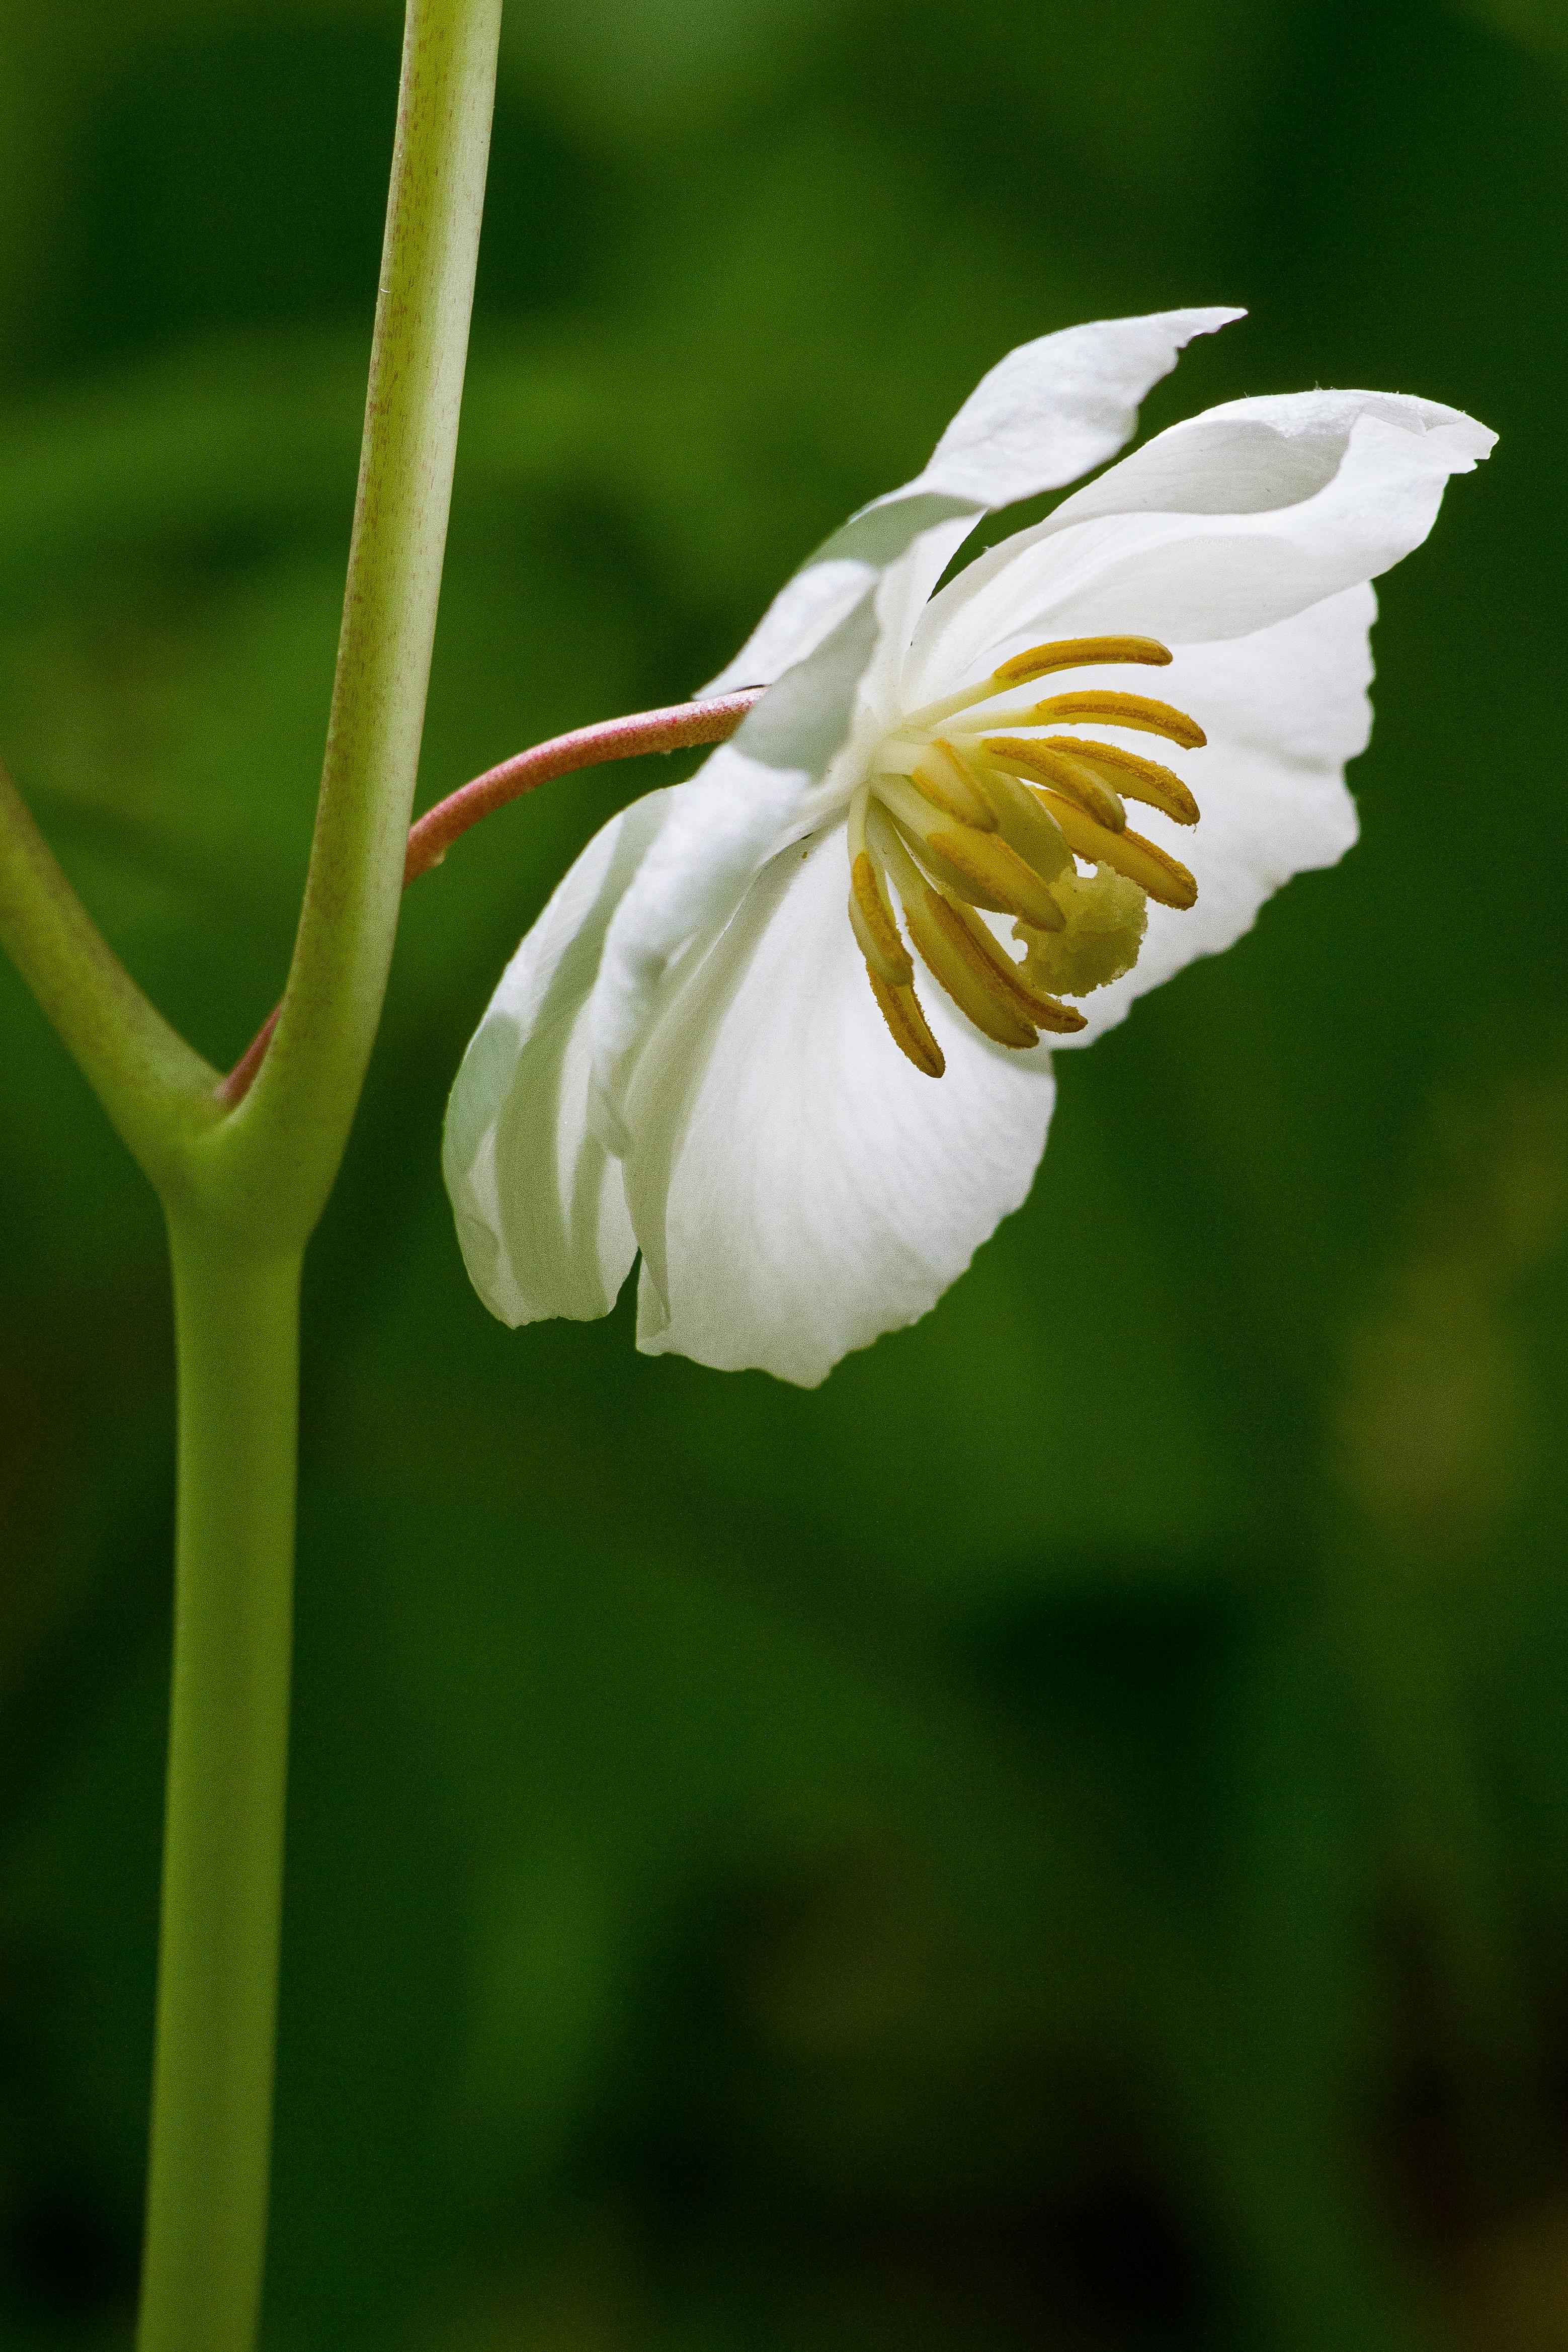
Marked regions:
[215,688,761,1108]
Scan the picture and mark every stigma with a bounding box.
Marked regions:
[848,635,1204,1076]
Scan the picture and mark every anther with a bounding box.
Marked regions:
[906,740,997,830]
[868,971,945,1077]
[1032,789,1199,910]
[903,889,1039,1050]
[897,635,1172,734]
[928,893,1088,1034]
[1022,691,1206,748]
[848,849,914,987]
[982,739,1126,833]
[992,635,1172,688]
[921,824,1066,931]
[874,775,1066,930]
[967,758,1075,878]
[1034,736,1200,827]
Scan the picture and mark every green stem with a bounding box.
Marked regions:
[132,5,503,2345]
[137,1227,301,2352]
[217,0,503,1245]
[2,5,502,2340]
[0,755,219,1178]
[0,1,501,2337]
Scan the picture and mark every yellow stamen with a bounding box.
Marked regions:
[966,756,1075,877]
[900,887,1038,1050]
[1034,789,1198,910]
[868,970,945,1077]
[906,740,997,830]
[872,801,1071,1040]
[982,739,1126,833]
[898,634,1172,733]
[853,643,1208,1067]
[877,814,1087,1044]
[910,836,1018,915]
[992,634,1172,688]
[930,893,1087,1034]
[1023,691,1206,748]
[1034,736,1200,827]
[874,775,1066,930]
[848,849,913,987]
[923,824,1066,931]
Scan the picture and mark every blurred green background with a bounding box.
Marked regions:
[2,1,1565,2345]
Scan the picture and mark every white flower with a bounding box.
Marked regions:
[444,309,1493,1388]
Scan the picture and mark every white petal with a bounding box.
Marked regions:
[597,313,1248,1153]
[906,391,1493,700]
[1043,387,1494,528]
[589,587,889,1142]
[701,306,1243,695]
[1050,584,1374,1049]
[443,797,673,1324]
[699,496,979,697]
[614,828,1057,1388]
[919,305,1246,504]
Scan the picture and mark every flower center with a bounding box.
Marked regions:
[846,635,1205,1077]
